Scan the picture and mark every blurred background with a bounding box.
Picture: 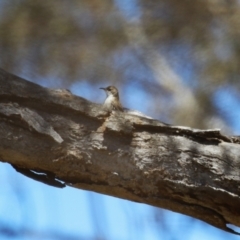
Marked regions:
[0,0,240,239]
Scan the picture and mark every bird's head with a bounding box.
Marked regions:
[100,86,119,98]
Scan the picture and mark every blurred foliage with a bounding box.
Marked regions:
[0,0,240,129]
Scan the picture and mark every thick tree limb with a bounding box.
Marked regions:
[0,68,240,235]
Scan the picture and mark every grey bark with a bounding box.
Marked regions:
[0,68,240,235]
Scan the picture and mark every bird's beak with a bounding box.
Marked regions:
[100,87,106,90]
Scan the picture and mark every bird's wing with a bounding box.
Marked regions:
[112,101,123,111]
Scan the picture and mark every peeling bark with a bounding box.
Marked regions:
[0,68,240,235]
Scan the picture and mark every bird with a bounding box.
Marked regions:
[100,86,123,112]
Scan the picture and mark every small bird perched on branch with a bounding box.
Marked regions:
[100,86,123,112]
[100,86,155,119]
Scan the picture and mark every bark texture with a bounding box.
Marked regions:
[0,68,240,235]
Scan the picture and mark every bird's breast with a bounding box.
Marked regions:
[104,94,115,107]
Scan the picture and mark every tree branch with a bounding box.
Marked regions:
[0,68,239,235]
